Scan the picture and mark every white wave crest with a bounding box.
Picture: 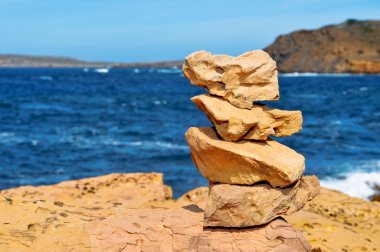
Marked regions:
[321,171,380,199]
[65,137,188,151]
[154,141,188,150]
[38,76,53,81]
[156,68,182,74]
[0,132,15,138]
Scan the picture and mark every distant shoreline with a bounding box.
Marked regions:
[1,66,380,76]
[0,54,182,69]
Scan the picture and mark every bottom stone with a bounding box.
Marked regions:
[0,196,311,252]
[87,208,311,252]
[204,176,320,227]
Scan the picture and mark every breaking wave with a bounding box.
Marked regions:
[321,169,380,199]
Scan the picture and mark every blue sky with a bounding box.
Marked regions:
[0,0,379,62]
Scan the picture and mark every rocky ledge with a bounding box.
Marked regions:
[265,20,380,73]
[1,173,379,251]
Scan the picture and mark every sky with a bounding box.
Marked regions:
[0,0,379,62]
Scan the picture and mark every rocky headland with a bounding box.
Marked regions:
[0,173,379,251]
[265,20,380,73]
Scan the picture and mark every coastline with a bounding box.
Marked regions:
[1,56,379,74]
[2,66,380,77]
[1,172,379,251]
[0,54,182,69]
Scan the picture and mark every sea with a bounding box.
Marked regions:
[0,68,379,198]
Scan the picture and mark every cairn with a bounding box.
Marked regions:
[183,50,320,227]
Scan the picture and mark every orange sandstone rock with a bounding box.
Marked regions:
[86,209,310,252]
[185,127,305,187]
[192,94,302,141]
[0,173,311,252]
[183,50,279,109]
[0,173,172,208]
[1,172,379,251]
[204,176,320,227]
[287,187,380,251]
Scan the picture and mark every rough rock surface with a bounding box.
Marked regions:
[185,127,305,187]
[204,176,320,227]
[265,20,380,73]
[287,187,380,251]
[88,209,311,252]
[0,173,173,208]
[0,173,311,252]
[192,94,302,141]
[183,50,279,109]
[1,172,380,251]
[183,185,380,252]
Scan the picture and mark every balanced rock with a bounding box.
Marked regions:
[183,50,279,109]
[192,94,302,141]
[204,176,320,227]
[185,127,305,187]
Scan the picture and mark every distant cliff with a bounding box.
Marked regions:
[265,20,380,73]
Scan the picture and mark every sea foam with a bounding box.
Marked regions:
[156,68,182,74]
[321,171,380,199]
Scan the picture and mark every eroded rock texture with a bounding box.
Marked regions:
[204,176,320,227]
[183,50,279,109]
[2,172,379,251]
[192,94,302,141]
[175,183,380,251]
[0,173,172,208]
[287,187,380,251]
[0,173,311,252]
[87,209,311,252]
[185,127,305,187]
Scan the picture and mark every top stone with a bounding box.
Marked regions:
[183,50,279,109]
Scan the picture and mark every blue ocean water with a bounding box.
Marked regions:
[0,68,379,198]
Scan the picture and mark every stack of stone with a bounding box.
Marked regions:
[183,50,320,227]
